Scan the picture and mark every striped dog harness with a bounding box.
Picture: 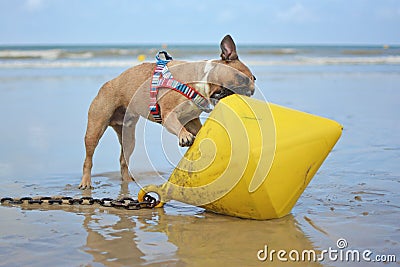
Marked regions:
[149,51,212,123]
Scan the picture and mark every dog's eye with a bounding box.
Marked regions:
[252,75,257,81]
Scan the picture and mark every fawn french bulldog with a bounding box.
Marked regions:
[79,35,255,189]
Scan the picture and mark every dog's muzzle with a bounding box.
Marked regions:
[234,86,254,97]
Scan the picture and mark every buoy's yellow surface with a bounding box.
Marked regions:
[139,95,342,219]
[137,54,146,62]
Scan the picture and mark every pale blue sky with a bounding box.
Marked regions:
[1,0,399,45]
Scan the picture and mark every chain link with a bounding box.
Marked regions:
[0,194,159,210]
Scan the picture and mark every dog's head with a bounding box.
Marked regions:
[207,35,256,101]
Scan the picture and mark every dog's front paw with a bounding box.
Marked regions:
[179,131,195,147]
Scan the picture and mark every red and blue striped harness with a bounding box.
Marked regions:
[149,51,211,123]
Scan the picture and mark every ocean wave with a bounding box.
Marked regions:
[246,48,298,55]
[247,56,400,66]
[0,49,63,60]
[0,48,154,60]
[0,49,98,60]
[301,56,400,65]
[0,60,138,68]
[1,56,399,69]
[341,49,385,56]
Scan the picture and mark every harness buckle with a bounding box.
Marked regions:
[156,51,173,62]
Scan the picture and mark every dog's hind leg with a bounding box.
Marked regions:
[79,86,116,189]
[112,115,139,181]
[80,117,108,189]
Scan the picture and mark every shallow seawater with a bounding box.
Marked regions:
[0,51,399,266]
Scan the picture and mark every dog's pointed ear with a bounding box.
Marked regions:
[220,35,238,61]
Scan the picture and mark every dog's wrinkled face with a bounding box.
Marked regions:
[208,35,256,101]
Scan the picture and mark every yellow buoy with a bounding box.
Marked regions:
[137,54,146,62]
[139,95,342,220]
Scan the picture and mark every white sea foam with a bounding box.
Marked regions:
[0,49,98,60]
[247,56,400,66]
[298,56,400,65]
[0,56,399,69]
[0,48,143,60]
[0,49,63,60]
[0,60,139,68]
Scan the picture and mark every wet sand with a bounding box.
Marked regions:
[0,64,399,266]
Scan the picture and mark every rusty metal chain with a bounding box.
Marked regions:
[0,194,159,210]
